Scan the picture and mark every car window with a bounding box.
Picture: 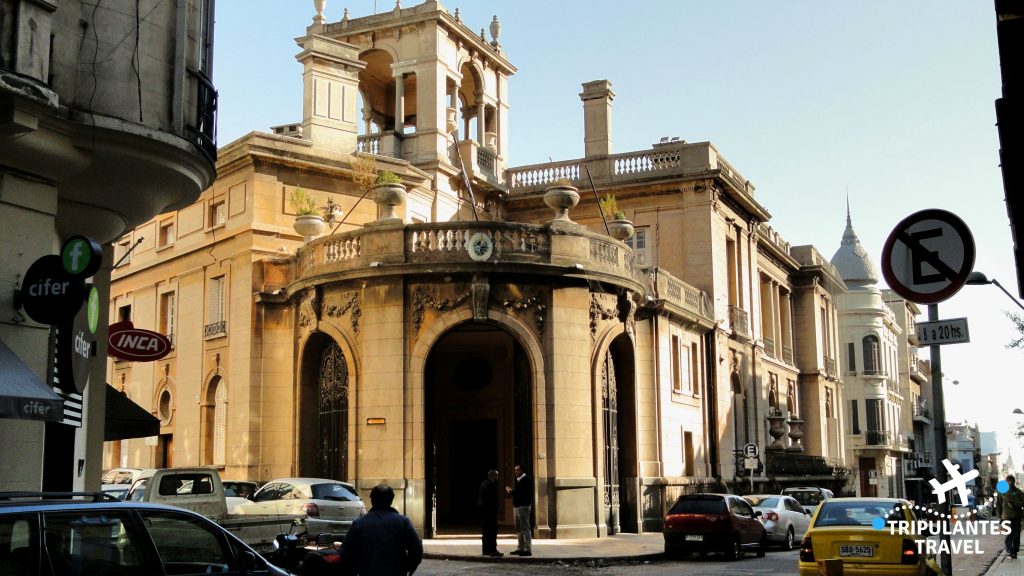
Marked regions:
[745,496,779,508]
[730,498,755,517]
[158,473,215,496]
[43,510,149,575]
[277,484,296,500]
[139,510,232,575]
[784,490,823,506]
[224,483,255,499]
[127,479,148,502]
[668,497,725,515]
[311,483,361,501]
[814,501,893,527]
[0,513,39,576]
[785,498,805,513]
[254,483,280,502]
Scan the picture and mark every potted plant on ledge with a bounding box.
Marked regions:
[600,193,634,241]
[291,186,325,242]
[372,169,407,222]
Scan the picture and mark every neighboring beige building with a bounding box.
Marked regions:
[833,210,912,497]
[106,0,847,539]
[1,0,216,491]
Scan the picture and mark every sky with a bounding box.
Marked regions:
[213,1,1023,471]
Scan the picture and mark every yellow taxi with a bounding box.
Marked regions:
[797,497,937,576]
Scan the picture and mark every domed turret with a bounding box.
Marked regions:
[830,205,880,287]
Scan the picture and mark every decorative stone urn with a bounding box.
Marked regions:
[767,413,788,450]
[372,182,407,221]
[607,218,634,241]
[786,418,805,452]
[543,183,580,222]
[294,215,326,243]
[484,131,497,150]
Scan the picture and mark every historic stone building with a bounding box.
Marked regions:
[106,0,848,538]
[1,0,217,490]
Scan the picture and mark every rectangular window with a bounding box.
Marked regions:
[671,334,681,393]
[160,292,176,346]
[847,342,856,373]
[115,238,132,267]
[690,343,700,396]
[158,220,175,248]
[205,276,226,337]
[726,238,738,306]
[866,398,882,432]
[118,304,132,323]
[209,199,226,228]
[627,227,649,265]
[683,430,695,476]
[851,399,860,434]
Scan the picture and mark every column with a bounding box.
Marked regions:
[475,92,485,144]
[394,72,405,135]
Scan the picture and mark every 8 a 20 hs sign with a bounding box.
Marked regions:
[916,318,970,346]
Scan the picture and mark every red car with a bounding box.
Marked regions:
[663,493,768,559]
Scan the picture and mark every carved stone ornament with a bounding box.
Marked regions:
[500,293,546,336]
[589,294,618,340]
[325,292,362,334]
[617,291,637,337]
[411,286,472,332]
[471,275,490,320]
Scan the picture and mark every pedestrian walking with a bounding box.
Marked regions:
[478,469,502,556]
[340,484,423,575]
[1001,475,1024,559]
[506,464,534,556]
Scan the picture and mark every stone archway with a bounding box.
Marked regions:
[600,332,638,535]
[423,321,533,536]
[297,332,351,481]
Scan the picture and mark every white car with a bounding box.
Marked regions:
[100,467,145,492]
[744,494,811,550]
[231,478,365,537]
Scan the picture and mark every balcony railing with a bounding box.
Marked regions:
[824,356,837,378]
[357,131,402,158]
[913,404,931,422]
[204,321,226,338]
[766,452,848,477]
[188,68,218,162]
[764,337,776,358]
[729,305,749,337]
[864,431,910,450]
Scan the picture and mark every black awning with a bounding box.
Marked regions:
[0,338,64,422]
[105,384,160,441]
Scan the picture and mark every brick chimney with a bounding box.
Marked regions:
[580,80,615,158]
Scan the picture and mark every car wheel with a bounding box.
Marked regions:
[757,532,767,558]
[725,535,742,561]
[782,527,795,551]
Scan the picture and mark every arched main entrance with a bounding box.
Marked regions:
[424,322,532,536]
[601,333,638,535]
[298,333,351,481]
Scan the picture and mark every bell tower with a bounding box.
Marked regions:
[315,1,517,221]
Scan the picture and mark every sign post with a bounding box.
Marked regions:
[743,443,759,493]
[882,209,975,576]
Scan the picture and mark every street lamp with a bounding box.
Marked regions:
[1014,408,1023,415]
[965,271,1024,312]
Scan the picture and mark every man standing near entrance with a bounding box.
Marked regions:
[507,463,533,556]
[478,469,502,556]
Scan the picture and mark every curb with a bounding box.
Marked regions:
[422,552,665,564]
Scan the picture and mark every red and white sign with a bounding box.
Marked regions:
[108,321,172,361]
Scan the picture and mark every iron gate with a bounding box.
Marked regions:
[316,340,348,480]
[602,350,620,535]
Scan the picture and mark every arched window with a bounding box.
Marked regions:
[862,335,880,374]
[203,376,227,466]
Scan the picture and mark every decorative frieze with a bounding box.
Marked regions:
[411,286,472,332]
[590,294,618,340]
[325,292,361,334]
[500,294,546,336]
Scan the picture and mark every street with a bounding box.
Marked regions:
[418,550,801,575]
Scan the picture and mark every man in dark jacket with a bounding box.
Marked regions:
[478,469,502,556]
[506,464,534,556]
[340,484,423,575]
[1001,475,1024,559]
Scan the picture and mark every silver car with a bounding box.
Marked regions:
[744,494,810,550]
[232,477,365,537]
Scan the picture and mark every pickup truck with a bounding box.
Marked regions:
[126,467,302,551]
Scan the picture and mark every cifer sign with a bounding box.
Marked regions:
[108,321,171,362]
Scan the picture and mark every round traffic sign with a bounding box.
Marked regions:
[743,443,759,458]
[881,209,975,305]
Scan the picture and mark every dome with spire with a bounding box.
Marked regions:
[830,205,880,286]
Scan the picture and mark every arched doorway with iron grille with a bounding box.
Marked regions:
[297,332,353,481]
[598,332,638,535]
[424,321,533,536]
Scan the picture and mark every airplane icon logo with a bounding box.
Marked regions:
[929,459,979,506]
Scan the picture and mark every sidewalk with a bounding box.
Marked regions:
[422,532,665,562]
[984,552,1024,576]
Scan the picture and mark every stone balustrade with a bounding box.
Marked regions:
[505,141,753,196]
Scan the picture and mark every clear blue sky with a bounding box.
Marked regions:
[214,1,1022,469]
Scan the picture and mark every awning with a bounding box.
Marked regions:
[105,384,160,441]
[0,338,64,422]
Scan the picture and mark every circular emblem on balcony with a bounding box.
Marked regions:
[468,232,493,262]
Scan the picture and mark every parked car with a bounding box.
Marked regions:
[798,497,936,576]
[0,492,288,575]
[232,478,365,537]
[100,467,144,492]
[663,493,767,559]
[782,486,834,514]
[100,485,130,501]
[744,494,811,550]
[224,480,259,510]
[126,467,228,517]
